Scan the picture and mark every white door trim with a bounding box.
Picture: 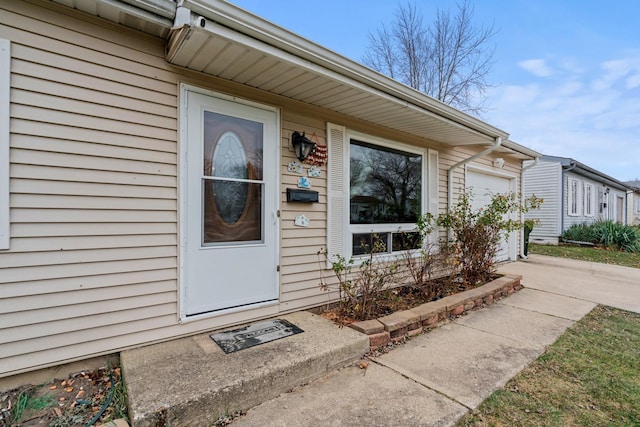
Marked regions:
[178,83,281,322]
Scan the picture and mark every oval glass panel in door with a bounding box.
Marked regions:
[203,110,264,245]
[212,131,248,224]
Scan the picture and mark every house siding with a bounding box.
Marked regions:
[523,160,562,243]
[0,0,181,376]
[629,192,640,225]
[562,171,627,230]
[0,0,530,377]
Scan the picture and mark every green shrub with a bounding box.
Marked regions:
[436,191,542,286]
[562,223,598,243]
[562,220,640,253]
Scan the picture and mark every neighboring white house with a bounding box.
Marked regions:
[524,156,632,244]
[0,0,540,379]
[625,180,640,225]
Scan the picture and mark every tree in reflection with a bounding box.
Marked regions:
[350,142,421,224]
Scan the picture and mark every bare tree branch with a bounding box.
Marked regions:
[363,0,496,115]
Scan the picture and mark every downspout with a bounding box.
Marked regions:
[520,156,540,259]
[447,137,502,239]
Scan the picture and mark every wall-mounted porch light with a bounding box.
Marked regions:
[291,131,316,162]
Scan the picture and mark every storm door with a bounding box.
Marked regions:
[182,89,279,317]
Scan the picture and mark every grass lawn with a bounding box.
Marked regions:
[529,243,640,269]
[457,305,640,426]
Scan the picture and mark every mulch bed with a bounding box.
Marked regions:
[0,366,125,427]
[319,275,499,326]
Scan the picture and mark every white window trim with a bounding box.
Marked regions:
[584,183,594,217]
[568,177,580,217]
[0,39,9,250]
[346,130,427,259]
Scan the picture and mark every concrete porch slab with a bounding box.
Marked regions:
[121,311,369,427]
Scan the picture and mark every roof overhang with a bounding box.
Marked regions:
[169,0,514,149]
[51,0,539,160]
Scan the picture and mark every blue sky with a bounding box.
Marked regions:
[231,1,640,181]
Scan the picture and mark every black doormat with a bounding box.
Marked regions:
[210,319,304,354]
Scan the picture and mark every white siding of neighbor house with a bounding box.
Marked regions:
[0,0,530,377]
[523,160,562,244]
[563,171,627,231]
[629,192,640,225]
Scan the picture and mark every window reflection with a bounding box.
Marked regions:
[350,140,421,225]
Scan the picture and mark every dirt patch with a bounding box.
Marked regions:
[0,366,126,427]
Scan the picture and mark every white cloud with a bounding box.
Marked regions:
[517,59,553,77]
[592,55,640,91]
[627,73,640,89]
[487,54,640,180]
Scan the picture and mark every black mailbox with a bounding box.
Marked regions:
[287,188,319,203]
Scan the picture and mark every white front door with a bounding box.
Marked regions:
[182,89,279,318]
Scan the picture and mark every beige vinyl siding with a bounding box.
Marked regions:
[0,1,180,376]
[0,0,530,377]
[279,114,328,307]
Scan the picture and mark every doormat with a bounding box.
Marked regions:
[210,319,304,354]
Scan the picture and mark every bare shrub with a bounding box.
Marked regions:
[319,236,401,321]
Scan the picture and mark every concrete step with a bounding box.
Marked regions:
[120,311,369,426]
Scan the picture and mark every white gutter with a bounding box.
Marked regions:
[520,156,540,259]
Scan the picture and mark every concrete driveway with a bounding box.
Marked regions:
[499,254,640,314]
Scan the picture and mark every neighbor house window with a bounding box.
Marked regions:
[0,39,9,250]
[568,178,580,216]
[349,138,423,256]
[584,183,594,217]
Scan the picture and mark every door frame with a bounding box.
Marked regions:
[178,83,281,322]
[465,164,518,261]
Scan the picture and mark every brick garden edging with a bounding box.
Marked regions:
[349,274,523,350]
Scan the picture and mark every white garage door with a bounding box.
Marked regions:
[466,169,515,261]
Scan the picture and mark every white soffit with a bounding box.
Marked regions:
[169,0,512,148]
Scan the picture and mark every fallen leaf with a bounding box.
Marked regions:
[49,385,57,390]
[61,380,67,387]
[53,407,62,416]
[59,397,66,402]
[75,390,84,398]
[64,387,74,393]
[359,361,369,369]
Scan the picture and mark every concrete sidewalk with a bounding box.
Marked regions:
[233,255,639,426]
